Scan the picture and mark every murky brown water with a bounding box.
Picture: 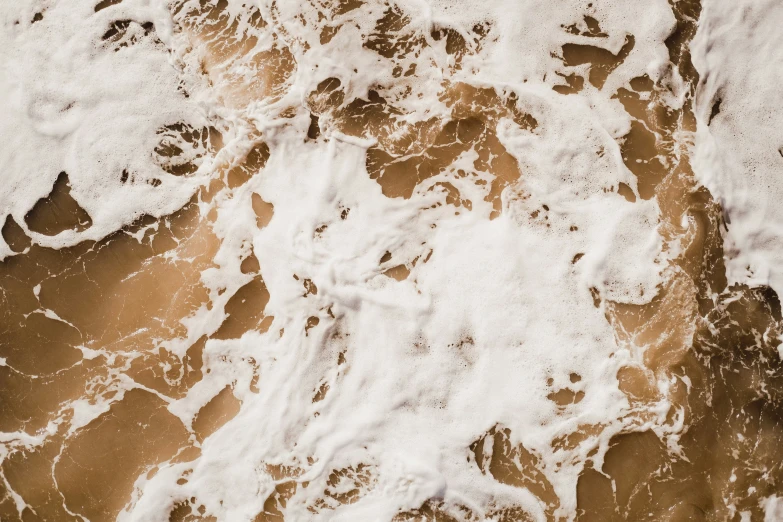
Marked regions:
[2,0,782,520]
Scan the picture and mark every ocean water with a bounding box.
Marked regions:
[1,0,783,520]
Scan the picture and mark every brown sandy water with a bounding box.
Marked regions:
[1,0,782,520]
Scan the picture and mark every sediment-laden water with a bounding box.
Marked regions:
[2,0,783,520]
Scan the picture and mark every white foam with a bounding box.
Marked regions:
[763,495,783,522]
[128,111,662,520]
[0,0,212,254]
[692,0,783,295]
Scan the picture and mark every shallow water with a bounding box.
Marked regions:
[1,0,783,520]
